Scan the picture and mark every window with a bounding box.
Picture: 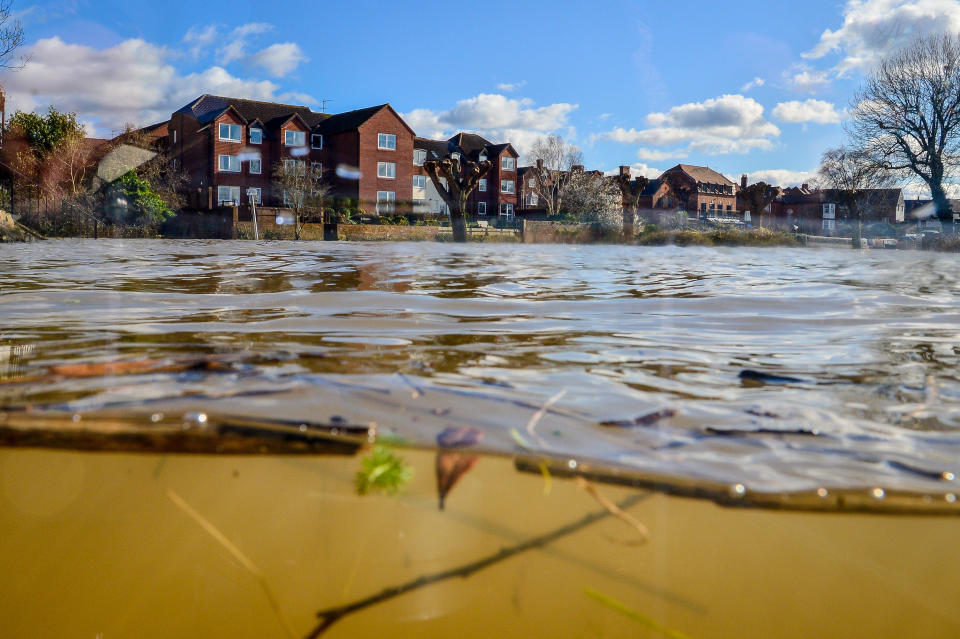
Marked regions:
[311,134,323,149]
[478,178,487,192]
[378,133,396,150]
[284,159,306,175]
[500,179,514,193]
[283,190,302,207]
[478,202,487,215]
[378,161,396,178]
[249,128,262,144]
[479,152,488,162]
[450,152,460,161]
[822,203,836,219]
[312,162,323,177]
[414,149,426,165]
[413,175,426,188]
[376,190,396,214]
[218,154,241,172]
[217,185,240,205]
[250,158,262,174]
[528,179,535,188]
[526,193,538,206]
[285,130,306,147]
[218,123,241,142]
[172,130,176,144]
[247,187,261,204]
[823,219,836,231]
[499,203,514,218]
[501,157,516,171]
[700,202,707,212]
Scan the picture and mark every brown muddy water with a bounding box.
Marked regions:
[2,239,960,637]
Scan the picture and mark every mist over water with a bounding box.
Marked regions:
[2,239,959,500]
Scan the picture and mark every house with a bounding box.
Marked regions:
[659,164,738,218]
[516,160,608,219]
[414,133,519,221]
[767,185,904,234]
[166,94,415,213]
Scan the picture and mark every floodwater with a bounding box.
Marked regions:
[2,239,960,637]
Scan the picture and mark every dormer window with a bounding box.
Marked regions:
[249,128,262,144]
[479,152,488,162]
[285,130,306,147]
[450,152,460,161]
[219,123,241,142]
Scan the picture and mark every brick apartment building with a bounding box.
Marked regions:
[413,133,519,220]
[165,94,415,213]
[659,164,738,218]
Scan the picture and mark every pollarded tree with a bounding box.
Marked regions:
[423,155,491,242]
[615,173,650,237]
[818,146,893,248]
[848,34,960,221]
[738,181,779,228]
[528,135,584,217]
[273,160,333,239]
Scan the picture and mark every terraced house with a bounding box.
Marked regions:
[164,94,415,212]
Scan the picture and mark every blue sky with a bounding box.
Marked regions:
[5,0,960,191]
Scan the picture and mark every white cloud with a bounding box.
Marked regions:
[740,77,765,92]
[747,169,818,187]
[636,147,684,162]
[804,0,960,75]
[496,80,526,92]
[773,99,843,124]
[785,65,831,92]
[183,24,218,59]
[629,162,664,179]
[248,42,307,77]
[403,93,578,156]
[601,94,780,155]
[598,112,612,120]
[0,36,312,136]
[217,22,273,65]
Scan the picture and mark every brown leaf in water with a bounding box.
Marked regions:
[47,356,235,379]
[435,451,480,510]
[599,408,677,428]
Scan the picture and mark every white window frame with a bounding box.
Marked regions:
[249,158,262,175]
[376,190,396,214]
[822,219,836,231]
[378,133,397,150]
[249,128,262,144]
[478,201,487,215]
[499,203,514,218]
[217,185,241,205]
[312,161,323,177]
[500,179,515,194]
[528,178,535,188]
[501,157,516,171]
[285,130,306,147]
[478,178,487,192]
[823,203,836,219]
[172,130,177,144]
[479,152,488,162]
[412,175,426,188]
[284,159,306,176]
[311,134,323,149]
[218,154,241,173]
[526,193,538,206]
[247,187,262,204]
[218,123,241,142]
[378,161,397,179]
[414,149,426,166]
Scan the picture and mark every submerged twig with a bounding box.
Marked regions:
[304,491,650,638]
[584,587,692,639]
[165,489,295,639]
[576,477,649,544]
[525,389,567,448]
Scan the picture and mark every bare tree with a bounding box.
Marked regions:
[423,155,491,242]
[818,146,893,248]
[527,135,584,217]
[272,160,332,239]
[0,1,24,69]
[615,172,649,237]
[848,34,960,221]
[738,181,779,228]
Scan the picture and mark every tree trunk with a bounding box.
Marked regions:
[450,195,469,242]
[295,211,302,240]
[851,207,862,249]
[930,181,953,223]
[622,208,635,240]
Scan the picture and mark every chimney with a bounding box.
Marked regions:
[801,183,809,191]
[741,174,748,189]
[619,165,631,178]
[536,158,544,171]
[571,164,584,173]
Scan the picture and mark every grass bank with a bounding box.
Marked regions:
[636,227,802,247]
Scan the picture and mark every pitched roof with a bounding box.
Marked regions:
[640,179,664,196]
[414,136,453,160]
[317,104,388,135]
[448,132,493,156]
[175,94,329,128]
[670,164,736,187]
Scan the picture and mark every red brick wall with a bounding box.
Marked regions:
[358,108,414,212]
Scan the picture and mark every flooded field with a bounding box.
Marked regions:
[2,239,960,637]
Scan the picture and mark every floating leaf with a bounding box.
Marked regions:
[355,445,413,496]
